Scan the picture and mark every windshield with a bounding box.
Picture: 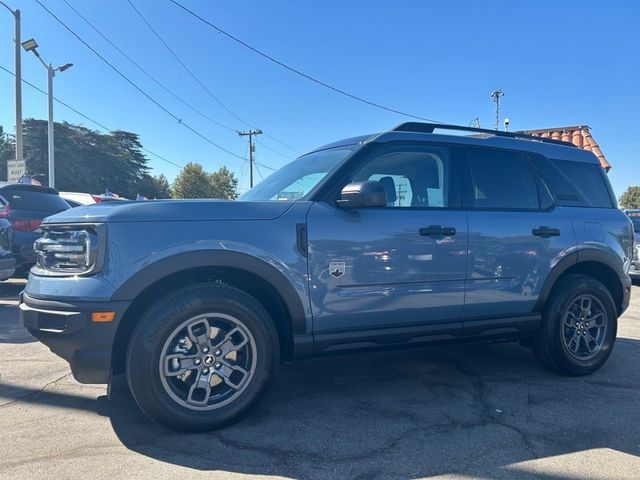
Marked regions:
[240,146,357,201]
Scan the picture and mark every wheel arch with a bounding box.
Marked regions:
[110,250,311,375]
[535,249,626,316]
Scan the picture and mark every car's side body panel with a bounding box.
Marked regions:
[463,209,578,320]
[307,202,467,333]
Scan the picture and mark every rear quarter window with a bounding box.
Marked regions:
[2,189,70,214]
[534,158,613,208]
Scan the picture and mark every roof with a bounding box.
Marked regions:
[0,182,58,194]
[305,123,602,167]
[516,126,611,171]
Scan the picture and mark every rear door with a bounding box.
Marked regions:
[461,147,576,334]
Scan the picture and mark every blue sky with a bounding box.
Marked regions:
[1,0,638,195]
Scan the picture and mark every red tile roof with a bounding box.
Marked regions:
[517,126,611,171]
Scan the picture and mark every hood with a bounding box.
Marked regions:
[43,199,295,224]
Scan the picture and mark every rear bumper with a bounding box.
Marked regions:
[12,231,38,272]
[0,255,15,280]
[19,292,129,384]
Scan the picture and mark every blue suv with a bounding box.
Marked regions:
[20,123,633,431]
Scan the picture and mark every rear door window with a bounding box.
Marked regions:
[533,158,613,208]
[465,148,539,210]
[2,189,70,214]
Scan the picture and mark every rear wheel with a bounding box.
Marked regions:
[126,284,278,431]
[534,275,617,375]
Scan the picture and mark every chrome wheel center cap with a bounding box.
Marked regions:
[203,354,215,366]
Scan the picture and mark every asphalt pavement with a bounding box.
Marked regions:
[1,278,639,479]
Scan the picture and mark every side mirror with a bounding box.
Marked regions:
[336,181,387,208]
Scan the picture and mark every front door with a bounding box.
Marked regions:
[307,143,467,336]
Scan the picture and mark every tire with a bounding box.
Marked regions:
[126,284,279,431]
[534,275,617,376]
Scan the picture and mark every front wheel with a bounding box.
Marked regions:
[534,275,617,376]
[126,284,278,431]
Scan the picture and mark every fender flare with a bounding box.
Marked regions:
[110,250,308,335]
[534,248,625,312]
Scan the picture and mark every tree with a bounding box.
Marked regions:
[172,162,213,198]
[0,126,15,180]
[619,186,640,210]
[210,166,239,199]
[17,119,154,198]
[137,173,172,199]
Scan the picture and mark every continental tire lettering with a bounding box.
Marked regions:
[146,302,193,344]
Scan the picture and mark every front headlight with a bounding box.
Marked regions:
[34,225,103,275]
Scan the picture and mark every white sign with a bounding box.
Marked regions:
[7,160,26,182]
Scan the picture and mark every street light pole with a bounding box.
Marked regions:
[21,37,72,189]
[0,2,23,166]
[47,65,55,189]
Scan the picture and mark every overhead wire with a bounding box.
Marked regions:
[126,0,301,156]
[60,0,238,135]
[33,0,247,163]
[63,0,292,166]
[0,63,182,169]
[170,0,446,124]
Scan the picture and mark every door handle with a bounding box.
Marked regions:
[532,226,560,238]
[419,225,456,236]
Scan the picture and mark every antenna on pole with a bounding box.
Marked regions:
[490,89,504,130]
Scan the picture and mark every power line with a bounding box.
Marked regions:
[255,161,276,172]
[60,0,237,136]
[170,0,445,124]
[33,0,246,163]
[0,63,182,169]
[126,0,302,156]
[254,162,264,181]
[255,140,294,160]
[62,0,292,166]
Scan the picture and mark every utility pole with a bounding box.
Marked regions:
[490,89,504,131]
[0,2,23,173]
[396,183,405,206]
[238,129,262,188]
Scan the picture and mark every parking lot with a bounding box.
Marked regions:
[0,279,638,480]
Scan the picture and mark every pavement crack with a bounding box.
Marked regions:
[0,372,72,409]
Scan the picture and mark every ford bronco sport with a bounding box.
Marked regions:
[20,122,632,431]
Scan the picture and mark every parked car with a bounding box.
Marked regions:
[59,192,98,207]
[59,192,130,208]
[0,183,70,276]
[0,210,15,281]
[20,122,632,432]
[625,209,640,278]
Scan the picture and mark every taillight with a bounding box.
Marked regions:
[13,219,42,232]
[91,195,103,203]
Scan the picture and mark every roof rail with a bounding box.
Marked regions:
[390,122,577,148]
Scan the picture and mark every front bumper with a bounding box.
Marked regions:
[621,275,632,314]
[20,292,129,384]
[629,261,640,278]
